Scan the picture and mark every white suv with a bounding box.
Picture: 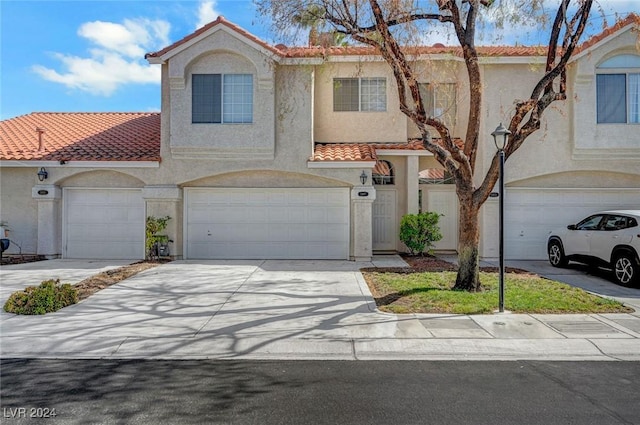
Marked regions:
[547,210,640,286]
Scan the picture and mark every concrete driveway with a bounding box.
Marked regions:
[2,258,640,361]
[1,258,415,359]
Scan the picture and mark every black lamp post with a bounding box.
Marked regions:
[491,123,511,313]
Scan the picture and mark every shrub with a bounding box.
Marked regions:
[399,212,444,255]
[146,215,171,260]
[4,279,78,315]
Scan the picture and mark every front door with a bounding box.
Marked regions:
[373,189,397,251]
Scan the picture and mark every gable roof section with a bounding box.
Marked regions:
[574,13,640,56]
[145,16,282,63]
[0,112,160,161]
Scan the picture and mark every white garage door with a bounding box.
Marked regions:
[185,188,349,259]
[505,188,640,260]
[64,189,145,259]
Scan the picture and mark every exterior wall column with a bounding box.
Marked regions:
[32,184,62,258]
[407,155,419,214]
[351,186,376,261]
[142,185,183,259]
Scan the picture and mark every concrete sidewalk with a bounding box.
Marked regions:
[1,257,640,361]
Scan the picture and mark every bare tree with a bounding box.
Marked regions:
[256,0,593,291]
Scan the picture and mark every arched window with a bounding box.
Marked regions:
[373,160,394,185]
[419,168,454,184]
[596,54,640,124]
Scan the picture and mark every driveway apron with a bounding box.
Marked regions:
[1,259,407,358]
[2,258,640,360]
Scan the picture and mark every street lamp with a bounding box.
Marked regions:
[491,123,511,313]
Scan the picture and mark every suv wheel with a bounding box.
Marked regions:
[548,240,567,268]
[613,252,639,286]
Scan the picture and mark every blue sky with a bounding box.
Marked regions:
[1,0,637,120]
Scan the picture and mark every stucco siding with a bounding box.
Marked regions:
[573,28,640,155]
[314,62,407,143]
[0,168,39,254]
[165,29,276,159]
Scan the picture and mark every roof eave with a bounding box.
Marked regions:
[146,18,284,65]
[571,21,639,62]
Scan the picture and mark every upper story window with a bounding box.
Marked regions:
[333,78,387,112]
[373,160,394,185]
[419,83,457,129]
[596,54,640,124]
[192,74,253,124]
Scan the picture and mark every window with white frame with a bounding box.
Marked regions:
[333,78,387,112]
[192,74,253,123]
[596,54,640,124]
[419,83,457,129]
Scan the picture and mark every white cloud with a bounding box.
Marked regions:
[32,18,169,96]
[196,0,219,29]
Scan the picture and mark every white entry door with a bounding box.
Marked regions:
[373,189,397,251]
[185,188,349,260]
[424,186,459,251]
[64,188,145,259]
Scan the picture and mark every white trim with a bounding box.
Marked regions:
[572,148,640,161]
[497,186,640,193]
[0,160,159,168]
[152,25,281,64]
[478,56,546,65]
[280,58,324,66]
[571,24,638,62]
[318,54,546,65]
[307,161,377,169]
[375,149,433,156]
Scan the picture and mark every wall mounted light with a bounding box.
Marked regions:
[360,170,368,185]
[37,167,48,182]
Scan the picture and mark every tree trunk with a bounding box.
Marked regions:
[453,200,481,292]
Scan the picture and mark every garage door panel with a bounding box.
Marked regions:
[64,189,144,260]
[504,188,640,260]
[186,188,349,259]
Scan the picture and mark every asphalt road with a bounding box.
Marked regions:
[1,359,639,425]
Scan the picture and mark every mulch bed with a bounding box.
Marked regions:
[0,255,47,266]
[362,254,533,274]
[75,260,169,300]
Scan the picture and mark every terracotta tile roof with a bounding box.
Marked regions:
[575,13,640,54]
[147,13,638,62]
[312,143,378,161]
[283,45,549,58]
[0,112,160,161]
[146,16,282,59]
[419,169,446,179]
[311,140,423,162]
[311,139,467,162]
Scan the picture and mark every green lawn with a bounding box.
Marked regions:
[363,271,633,315]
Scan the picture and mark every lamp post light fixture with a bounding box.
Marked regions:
[491,123,511,313]
[360,170,368,185]
[37,167,48,182]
